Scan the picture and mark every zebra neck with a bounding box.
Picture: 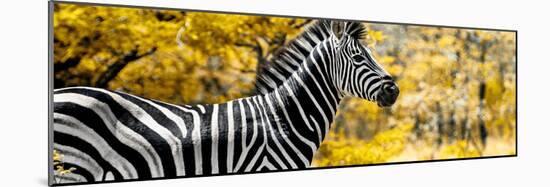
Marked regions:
[255,20,331,94]
[264,54,342,147]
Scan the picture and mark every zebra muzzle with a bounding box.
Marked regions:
[377,82,399,107]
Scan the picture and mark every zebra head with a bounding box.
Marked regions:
[329,21,399,107]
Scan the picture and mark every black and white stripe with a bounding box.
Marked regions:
[52,20,399,184]
[255,20,332,94]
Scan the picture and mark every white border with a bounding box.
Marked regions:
[1,0,549,186]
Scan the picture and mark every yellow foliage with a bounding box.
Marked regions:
[53,150,77,183]
[314,124,413,167]
[54,4,306,104]
[438,140,482,159]
[367,30,385,44]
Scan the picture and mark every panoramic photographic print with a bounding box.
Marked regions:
[49,2,517,185]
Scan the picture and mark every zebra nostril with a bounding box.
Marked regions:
[383,83,398,95]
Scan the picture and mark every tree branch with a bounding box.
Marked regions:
[54,57,81,73]
[95,47,157,88]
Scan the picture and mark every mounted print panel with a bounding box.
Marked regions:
[49,1,517,186]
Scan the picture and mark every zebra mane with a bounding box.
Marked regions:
[254,20,367,94]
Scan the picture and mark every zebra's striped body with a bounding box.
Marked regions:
[53,20,399,183]
[54,86,320,182]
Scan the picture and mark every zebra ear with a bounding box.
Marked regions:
[330,21,346,40]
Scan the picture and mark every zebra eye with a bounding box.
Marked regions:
[352,55,366,62]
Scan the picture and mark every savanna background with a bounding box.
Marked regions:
[52,3,516,176]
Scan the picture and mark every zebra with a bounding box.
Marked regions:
[51,20,400,184]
